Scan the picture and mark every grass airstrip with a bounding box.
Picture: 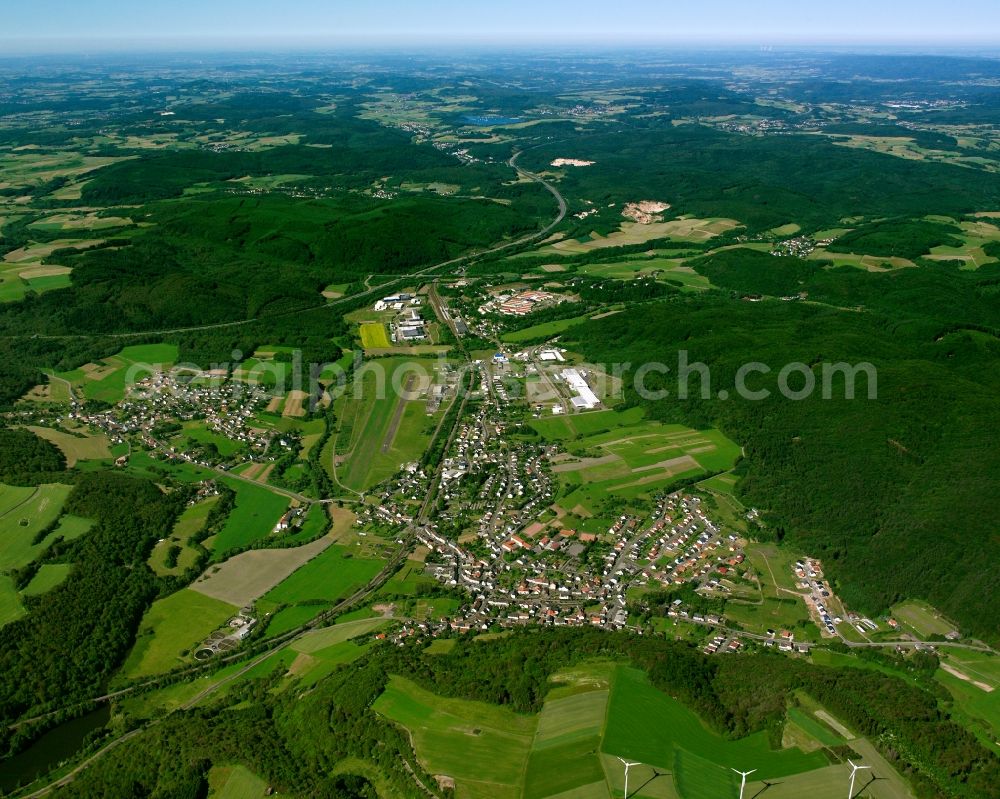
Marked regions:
[374,661,911,799]
[328,357,445,493]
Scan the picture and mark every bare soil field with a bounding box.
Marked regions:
[282,390,309,418]
[190,530,336,607]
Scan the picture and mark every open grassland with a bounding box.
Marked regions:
[0,483,74,571]
[0,575,25,627]
[261,544,384,606]
[148,495,219,576]
[207,764,291,799]
[574,257,712,291]
[178,421,245,457]
[191,528,337,607]
[724,596,811,633]
[533,409,740,514]
[501,312,597,343]
[287,639,376,687]
[289,616,389,655]
[209,480,289,556]
[123,588,237,679]
[20,563,73,597]
[934,651,1000,745]
[374,675,536,799]
[891,599,959,638]
[24,425,111,466]
[377,559,439,597]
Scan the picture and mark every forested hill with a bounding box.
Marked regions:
[0,472,182,726]
[562,294,1000,642]
[52,628,1000,799]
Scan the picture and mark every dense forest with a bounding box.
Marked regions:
[518,122,1000,234]
[0,472,183,730]
[0,429,67,485]
[561,291,1000,641]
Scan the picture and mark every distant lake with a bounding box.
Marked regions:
[463,115,523,126]
[0,705,109,793]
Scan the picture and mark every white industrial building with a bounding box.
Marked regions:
[561,368,600,409]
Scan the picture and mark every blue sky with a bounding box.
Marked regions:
[3,0,999,53]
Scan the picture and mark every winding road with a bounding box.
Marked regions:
[8,150,566,343]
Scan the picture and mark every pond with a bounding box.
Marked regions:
[0,705,110,793]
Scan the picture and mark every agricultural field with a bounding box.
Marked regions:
[373,662,900,798]
[23,425,112,466]
[190,527,337,608]
[0,261,73,302]
[54,342,179,404]
[539,217,741,255]
[0,151,126,192]
[533,409,740,515]
[359,321,392,349]
[122,588,238,679]
[260,544,384,606]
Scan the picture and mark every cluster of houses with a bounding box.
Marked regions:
[75,370,274,467]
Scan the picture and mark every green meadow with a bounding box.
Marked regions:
[21,563,73,597]
[374,675,536,799]
[148,494,219,576]
[54,342,179,404]
[0,484,77,571]
[210,479,289,556]
[122,588,237,678]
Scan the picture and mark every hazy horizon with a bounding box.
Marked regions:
[4,0,999,56]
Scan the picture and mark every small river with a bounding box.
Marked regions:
[0,706,110,794]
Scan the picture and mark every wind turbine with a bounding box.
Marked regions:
[732,768,756,799]
[617,757,641,799]
[847,760,870,799]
